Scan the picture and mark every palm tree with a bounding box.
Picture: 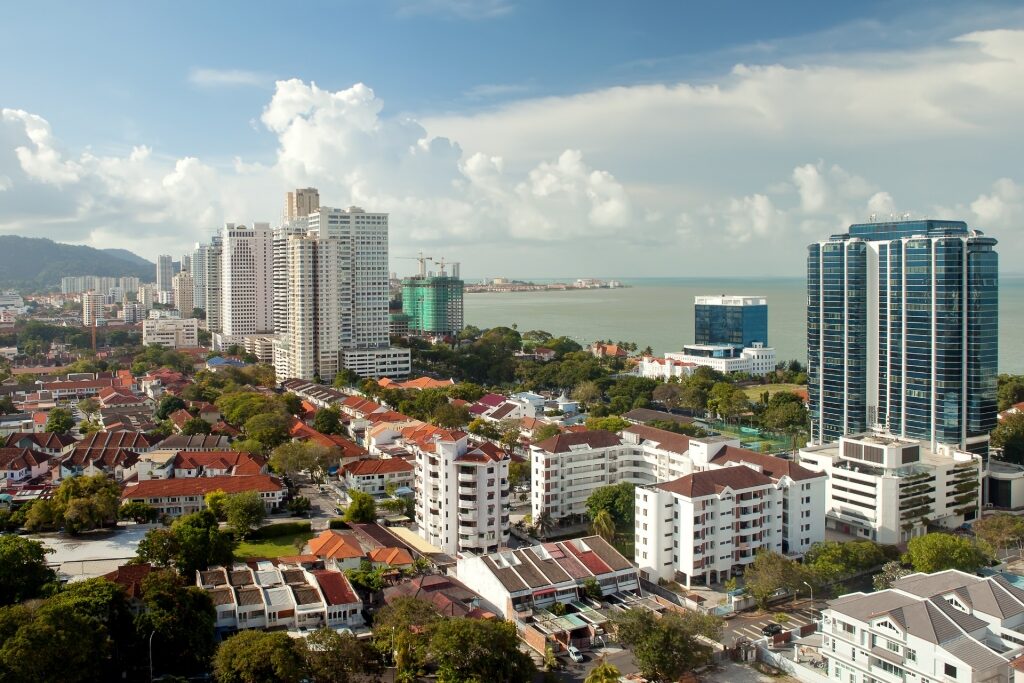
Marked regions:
[591,509,617,543]
[585,658,621,683]
[534,511,555,540]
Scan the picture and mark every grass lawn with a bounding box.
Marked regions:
[235,531,314,560]
[741,383,805,401]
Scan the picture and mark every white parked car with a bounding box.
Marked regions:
[567,645,584,663]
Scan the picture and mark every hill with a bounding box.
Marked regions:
[101,248,154,268]
[0,235,154,290]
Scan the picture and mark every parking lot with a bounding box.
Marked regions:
[722,603,822,646]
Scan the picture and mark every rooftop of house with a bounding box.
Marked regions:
[532,430,622,454]
[121,474,283,499]
[473,536,634,594]
[654,465,776,498]
[344,458,414,476]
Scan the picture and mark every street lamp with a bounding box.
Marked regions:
[803,581,814,605]
[149,630,156,683]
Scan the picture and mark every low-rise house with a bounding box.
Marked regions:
[121,474,285,517]
[0,447,52,488]
[368,547,414,570]
[3,432,76,457]
[157,434,232,451]
[171,451,267,477]
[77,430,157,453]
[168,408,195,432]
[824,570,1024,683]
[59,448,140,481]
[455,536,639,622]
[384,574,494,619]
[343,458,414,496]
[311,569,364,627]
[307,530,366,570]
[97,386,150,409]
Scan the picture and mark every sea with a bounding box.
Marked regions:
[463,276,1024,374]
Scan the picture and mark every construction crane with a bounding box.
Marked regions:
[394,251,433,277]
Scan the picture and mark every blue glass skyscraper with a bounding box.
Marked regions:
[694,295,768,348]
[807,220,997,452]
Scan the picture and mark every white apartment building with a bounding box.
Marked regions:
[156,289,175,306]
[637,356,696,381]
[136,283,157,310]
[824,570,1024,683]
[156,254,173,292]
[663,342,777,376]
[341,348,411,379]
[172,271,194,317]
[634,447,825,586]
[218,223,274,344]
[191,242,208,311]
[410,431,511,556]
[204,236,223,333]
[272,219,308,337]
[82,291,105,326]
[799,431,983,545]
[142,318,199,348]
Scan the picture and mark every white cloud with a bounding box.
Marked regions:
[188,68,269,88]
[1,27,1024,275]
[391,0,514,20]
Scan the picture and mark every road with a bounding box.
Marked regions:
[555,645,638,682]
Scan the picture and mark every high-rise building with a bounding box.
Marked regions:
[180,253,191,274]
[219,223,274,341]
[191,243,208,311]
[156,255,173,292]
[273,232,343,381]
[82,291,105,326]
[205,236,223,334]
[807,219,998,452]
[694,295,768,348]
[272,220,308,335]
[401,265,464,337]
[285,187,320,221]
[172,271,194,317]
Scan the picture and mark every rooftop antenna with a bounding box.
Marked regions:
[868,213,877,222]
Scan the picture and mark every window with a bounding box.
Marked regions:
[944,663,957,678]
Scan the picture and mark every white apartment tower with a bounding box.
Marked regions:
[82,291,105,327]
[204,236,223,334]
[156,254,173,292]
[172,271,194,318]
[220,223,273,340]
[191,242,208,311]
[273,219,308,336]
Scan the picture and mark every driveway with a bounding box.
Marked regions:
[555,645,638,682]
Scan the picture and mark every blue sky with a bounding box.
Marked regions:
[2,1,1023,276]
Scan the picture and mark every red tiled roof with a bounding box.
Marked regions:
[710,446,824,482]
[308,530,364,560]
[344,458,413,476]
[656,465,774,498]
[562,538,612,575]
[121,474,283,499]
[65,448,139,469]
[3,432,76,450]
[169,409,194,429]
[77,431,155,450]
[102,563,153,599]
[172,450,266,475]
[477,393,506,408]
[311,569,360,606]
[0,447,50,471]
[533,430,621,453]
[369,547,414,566]
[623,424,692,455]
[40,378,115,391]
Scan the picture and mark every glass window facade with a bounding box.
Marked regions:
[694,302,768,348]
[807,220,998,450]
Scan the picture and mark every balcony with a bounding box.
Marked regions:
[458,472,476,483]
[458,512,476,522]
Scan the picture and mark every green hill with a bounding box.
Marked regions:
[0,235,154,290]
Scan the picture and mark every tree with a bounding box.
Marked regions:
[182,416,212,435]
[707,382,750,421]
[244,412,291,449]
[155,395,187,420]
[137,510,234,576]
[905,533,988,574]
[652,383,682,410]
[49,473,121,534]
[873,561,912,591]
[432,402,470,429]
[744,550,805,609]
[993,413,1024,465]
[533,510,555,540]
[497,418,522,453]
[973,513,1024,558]
[998,374,1024,411]
[586,658,622,683]
[428,617,537,683]
[333,368,361,388]
[758,392,809,433]
[281,392,303,416]
[611,608,719,682]
[271,441,335,484]
[371,597,440,678]
[345,559,388,593]
[118,500,158,523]
[532,423,561,442]
[138,569,217,677]
[508,460,530,490]
[586,482,636,527]
[301,627,381,683]
[585,416,629,432]
[223,491,267,537]
[572,381,603,405]
[77,397,100,417]
[45,407,75,434]
[0,536,56,606]
[312,406,342,435]
[591,509,617,543]
[804,540,889,584]
[345,490,377,523]
[205,489,228,520]
[214,630,306,683]
[287,496,312,515]
[582,576,603,600]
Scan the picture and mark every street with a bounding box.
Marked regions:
[720,601,821,646]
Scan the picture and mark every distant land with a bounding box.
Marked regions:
[0,235,154,289]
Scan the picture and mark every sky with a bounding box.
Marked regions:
[1,0,1023,278]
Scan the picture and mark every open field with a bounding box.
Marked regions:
[235,531,314,560]
[741,383,805,401]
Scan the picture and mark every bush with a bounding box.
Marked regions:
[328,518,349,530]
[246,521,311,539]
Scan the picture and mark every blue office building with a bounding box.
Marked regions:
[694,295,768,348]
[807,219,998,452]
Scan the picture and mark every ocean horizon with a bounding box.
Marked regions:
[463,275,1024,374]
